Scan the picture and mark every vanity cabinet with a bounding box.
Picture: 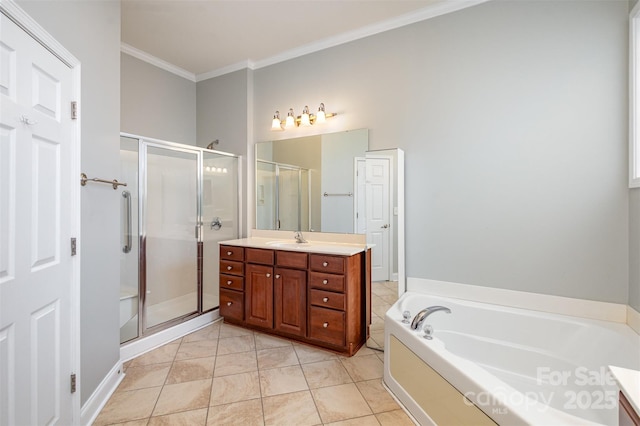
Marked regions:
[219,244,368,356]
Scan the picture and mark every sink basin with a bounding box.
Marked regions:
[266,241,310,249]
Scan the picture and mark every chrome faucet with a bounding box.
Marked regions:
[410,305,451,330]
[294,231,307,243]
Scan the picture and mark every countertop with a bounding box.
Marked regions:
[219,237,368,256]
[609,365,640,415]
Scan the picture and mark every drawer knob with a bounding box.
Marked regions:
[323,262,328,267]
[275,274,280,279]
[266,273,271,278]
[227,302,232,306]
[322,297,329,303]
[227,251,232,256]
[323,322,329,328]
[227,266,232,271]
[227,280,232,285]
[322,279,328,285]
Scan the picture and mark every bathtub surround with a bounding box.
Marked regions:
[407,277,631,324]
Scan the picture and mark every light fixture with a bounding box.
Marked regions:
[271,111,283,131]
[270,102,337,131]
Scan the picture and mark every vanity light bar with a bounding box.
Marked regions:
[271,103,337,131]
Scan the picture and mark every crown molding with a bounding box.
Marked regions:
[195,60,256,82]
[251,0,490,70]
[123,0,490,82]
[121,42,196,82]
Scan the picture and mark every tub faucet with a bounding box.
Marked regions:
[294,231,307,243]
[410,305,451,330]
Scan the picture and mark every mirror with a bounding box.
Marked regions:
[255,129,368,233]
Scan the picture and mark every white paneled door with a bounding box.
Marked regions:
[1,11,76,425]
[366,157,391,282]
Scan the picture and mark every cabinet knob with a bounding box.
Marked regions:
[227,251,232,256]
[227,280,232,285]
[275,274,280,279]
[323,262,328,267]
[266,273,271,278]
[323,322,329,328]
[322,297,329,303]
[322,279,328,285]
[227,266,232,271]
[227,302,232,306]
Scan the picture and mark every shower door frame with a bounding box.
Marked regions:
[122,132,240,340]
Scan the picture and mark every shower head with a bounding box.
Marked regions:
[206,139,219,150]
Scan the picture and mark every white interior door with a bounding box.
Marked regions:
[354,158,366,234]
[1,12,76,425]
[366,157,391,282]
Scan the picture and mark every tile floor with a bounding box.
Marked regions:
[94,282,409,426]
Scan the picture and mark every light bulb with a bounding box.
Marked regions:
[300,106,311,126]
[285,108,295,129]
[271,111,283,131]
[316,103,326,124]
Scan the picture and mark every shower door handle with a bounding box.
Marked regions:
[122,191,132,253]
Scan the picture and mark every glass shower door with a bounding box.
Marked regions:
[143,144,199,330]
[202,151,239,311]
[120,136,139,343]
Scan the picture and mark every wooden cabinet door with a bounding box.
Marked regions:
[274,268,307,337]
[245,263,274,328]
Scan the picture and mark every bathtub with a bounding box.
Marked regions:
[384,292,640,425]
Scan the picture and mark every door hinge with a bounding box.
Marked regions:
[71,101,78,120]
[70,238,77,256]
[70,373,77,393]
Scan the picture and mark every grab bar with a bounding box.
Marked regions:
[80,173,127,190]
[122,191,132,253]
[323,192,352,197]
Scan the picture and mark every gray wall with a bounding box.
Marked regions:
[17,0,121,406]
[121,53,196,144]
[631,189,640,310]
[252,0,630,304]
[197,69,250,236]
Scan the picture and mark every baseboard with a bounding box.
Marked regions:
[80,361,124,426]
[120,310,220,362]
[628,305,640,335]
[407,277,627,323]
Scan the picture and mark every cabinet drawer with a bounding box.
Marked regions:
[310,289,345,311]
[220,260,244,276]
[220,289,243,321]
[276,251,308,269]
[220,245,244,261]
[310,254,346,274]
[309,306,345,347]
[309,272,345,292]
[220,274,243,291]
[246,248,274,265]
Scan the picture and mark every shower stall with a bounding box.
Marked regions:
[119,134,239,344]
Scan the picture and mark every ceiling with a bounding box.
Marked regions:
[121,0,456,80]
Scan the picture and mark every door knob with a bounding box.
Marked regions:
[381,224,389,229]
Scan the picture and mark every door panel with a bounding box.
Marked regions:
[366,157,390,282]
[143,145,198,329]
[0,12,74,425]
[245,264,273,328]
